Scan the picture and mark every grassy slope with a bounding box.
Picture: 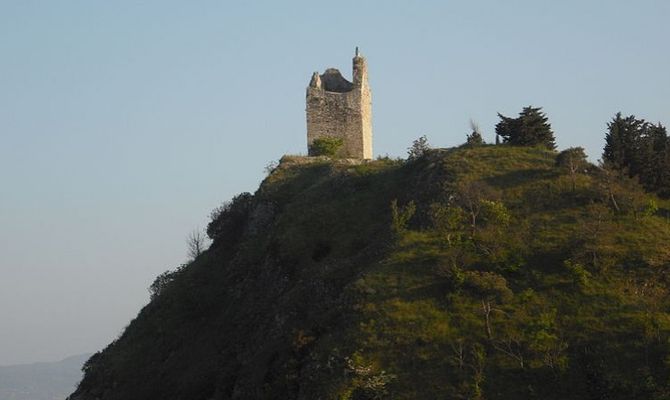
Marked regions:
[70,146,670,400]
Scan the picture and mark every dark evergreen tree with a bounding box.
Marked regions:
[641,123,670,194]
[602,112,644,172]
[602,112,670,196]
[495,106,555,149]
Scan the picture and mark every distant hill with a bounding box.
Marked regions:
[0,354,89,400]
[69,146,670,399]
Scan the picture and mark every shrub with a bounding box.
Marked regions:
[556,147,588,170]
[466,120,485,146]
[429,203,466,245]
[207,192,253,242]
[463,271,513,302]
[407,135,431,161]
[390,199,416,236]
[563,260,590,288]
[479,200,511,226]
[309,136,344,157]
[148,266,185,300]
[556,147,589,191]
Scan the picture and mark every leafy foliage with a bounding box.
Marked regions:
[556,147,587,170]
[206,192,253,243]
[407,135,431,160]
[496,106,556,149]
[602,112,670,196]
[390,199,416,236]
[148,267,184,301]
[556,147,589,190]
[309,136,344,157]
[71,146,670,400]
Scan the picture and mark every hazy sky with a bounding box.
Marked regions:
[1,0,668,365]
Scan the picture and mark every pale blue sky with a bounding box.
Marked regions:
[1,1,668,365]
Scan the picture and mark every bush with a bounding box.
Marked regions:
[390,199,416,236]
[407,135,431,161]
[462,271,513,302]
[466,120,485,146]
[555,147,588,170]
[207,192,253,243]
[429,203,466,245]
[309,136,344,157]
[148,266,185,300]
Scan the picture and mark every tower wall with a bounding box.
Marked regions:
[306,51,372,159]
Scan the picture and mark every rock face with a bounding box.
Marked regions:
[306,49,372,159]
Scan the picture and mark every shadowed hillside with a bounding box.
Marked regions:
[70,146,670,399]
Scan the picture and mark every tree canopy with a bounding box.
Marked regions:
[496,106,555,149]
[602,112,670,196]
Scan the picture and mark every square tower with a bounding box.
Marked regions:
[306,48,372,159]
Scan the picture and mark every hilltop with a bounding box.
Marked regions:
[69,145,670,399]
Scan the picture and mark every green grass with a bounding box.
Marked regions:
[71,145,670,400]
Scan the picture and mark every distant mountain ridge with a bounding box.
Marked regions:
[0,354,89,400]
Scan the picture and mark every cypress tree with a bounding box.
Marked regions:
[602,112,643,172]
[644,123,670,193]
[603,113,670,196]
[495,106,555,149]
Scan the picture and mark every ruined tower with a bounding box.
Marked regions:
[306,48,372,159]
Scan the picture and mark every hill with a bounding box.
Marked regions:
[69,145,670,399]
[0,354,89,400]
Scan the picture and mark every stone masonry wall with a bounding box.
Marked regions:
[306,53,372,159]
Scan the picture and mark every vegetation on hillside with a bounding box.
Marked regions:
[603,112,670,197]
[70,140,670,399]
[309,136,345,157]
[495,106,555,149]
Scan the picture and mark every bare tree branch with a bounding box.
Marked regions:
[187,228,207,260]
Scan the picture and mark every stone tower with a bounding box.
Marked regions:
[306,48,372,159]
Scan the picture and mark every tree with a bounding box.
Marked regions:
[466,120,485,146]
[407,135,431,161]
[463,271,513,339]
[602,112,644,172]
[207,192,253,242]
[429,203,466,246]
[148,267,183,300]
[639,123,670,193]
[455,180,496,237]
[495,106,555,149]
[309,136,344,157]
[602,113,670,196]
[187,229,207,260]
[556,147,588,191]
